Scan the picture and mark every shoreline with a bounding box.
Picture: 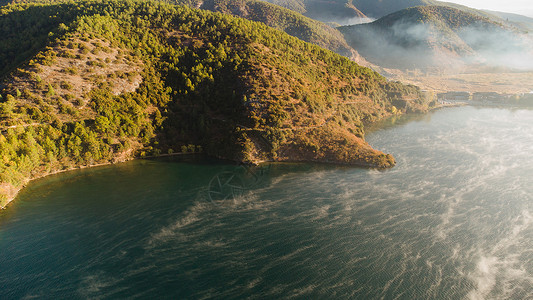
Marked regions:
[0,101,445,211]
[1,103,438,211]
[0,149,393,210]
[0,160,130,210]
[0,151,203,210]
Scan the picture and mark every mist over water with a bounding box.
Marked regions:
[1,106,532,299]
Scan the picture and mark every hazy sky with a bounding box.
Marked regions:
[446,0,533,17]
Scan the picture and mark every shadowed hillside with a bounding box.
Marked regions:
[172,0,355,56]
[262,0,367,24]
[0,0,361,58]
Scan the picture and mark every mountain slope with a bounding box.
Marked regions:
[484,10,533,32]
[260,0,438,24]
[262,0,367,24]
[351,0,495,19]
[180,0,355,56]
[0,0,430,206]
[352,0,436,19]
[339,6,533,70]
[0,0,359,57]
[260,0,529,31]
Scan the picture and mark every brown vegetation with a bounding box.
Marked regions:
[2,35,143,127]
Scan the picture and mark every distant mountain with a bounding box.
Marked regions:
[484,10,533,32]
[352,0,500,20]
[339,6,533,70]
[262,0,368,24]
[261,0,305,14]
[352,0,436,19]
[260,0,440,24]
[260,0,531,31]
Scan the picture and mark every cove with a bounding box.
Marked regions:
[1,106,532,299]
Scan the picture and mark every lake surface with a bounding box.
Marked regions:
[1,106,533,299]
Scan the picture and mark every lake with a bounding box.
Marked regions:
[1,106,532,299]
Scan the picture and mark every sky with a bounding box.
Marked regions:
[446,0,533,17]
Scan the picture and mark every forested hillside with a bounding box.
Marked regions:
[0,0,431,206]
[173,0,354,57]
[0,0,356,57]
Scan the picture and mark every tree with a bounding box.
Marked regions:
[95,115,111,134]
[0,95,16,118]
[46,84,55,97]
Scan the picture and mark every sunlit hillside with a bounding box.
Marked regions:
[0,0,431,204]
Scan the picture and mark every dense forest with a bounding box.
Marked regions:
[0,0,356,57]
[171,0,355,57]
[0,0,431,206]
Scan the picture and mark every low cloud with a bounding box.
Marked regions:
[342,19,533,71]
[333,17,375,26]
[458,25,533,70]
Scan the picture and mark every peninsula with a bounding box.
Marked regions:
[0,0,431,208]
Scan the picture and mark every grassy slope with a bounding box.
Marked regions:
[0,0,430,206]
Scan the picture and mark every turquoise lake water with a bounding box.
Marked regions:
[1,106,532,299]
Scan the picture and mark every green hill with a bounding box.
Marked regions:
[339,6,531,70]
[0,0,356,57]
[176,0,355,57]
[0,0,431,206]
